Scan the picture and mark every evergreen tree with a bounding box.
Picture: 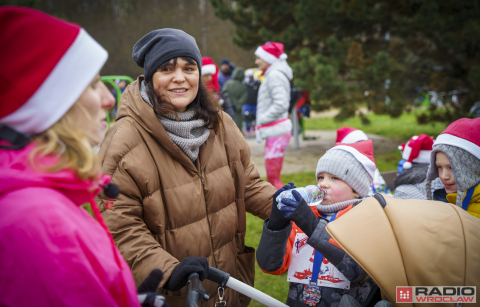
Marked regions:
[210,0,480,122]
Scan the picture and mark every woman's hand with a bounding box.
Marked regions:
[267,182,296,231]
[163,257,209,292]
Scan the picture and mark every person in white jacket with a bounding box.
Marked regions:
[255,41,293,189]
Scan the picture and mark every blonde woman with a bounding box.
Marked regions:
[0,7,139,306]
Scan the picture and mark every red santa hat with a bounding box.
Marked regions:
[336,127,369,144]
[399,134,434,169]
[434,118,480,160]
[255,41,288,65]
[201,57,220,92]
[201,57,217,76]
[0,7,108,134]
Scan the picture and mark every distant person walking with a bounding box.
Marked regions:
[223,67,248,131]
[243,69,260,137]
[218,58,235,89]
[254,42,293,189]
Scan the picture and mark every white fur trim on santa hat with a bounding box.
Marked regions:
[255,46,287,64]
[201,64,216,76]
[435,133,480,160]
[401,144,431,165]
[341,129,368,144]
[333,145,376,179]
[0,29,108,134]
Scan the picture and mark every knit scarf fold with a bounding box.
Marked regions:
[315,199,359,214]
[140,81,210,162]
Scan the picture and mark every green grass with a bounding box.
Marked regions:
[375,150,402,172]
[304,111,448,141]
[247,151,400,305]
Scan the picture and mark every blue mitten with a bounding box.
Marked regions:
[267,182,296,231]
[282,190,321,237]
[278,189,304,218]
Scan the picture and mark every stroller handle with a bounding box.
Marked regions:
[207,267,288,307]
[185,273,209,307]
[206,266,230,287]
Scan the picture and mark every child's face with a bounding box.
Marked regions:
[435,152,457,194]
[317,172,360,206]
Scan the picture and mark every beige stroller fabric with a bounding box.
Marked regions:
[326,194,480,307]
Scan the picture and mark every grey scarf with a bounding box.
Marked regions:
[140,81,210,162]
[315,199,358,214]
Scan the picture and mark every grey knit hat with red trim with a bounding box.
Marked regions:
[316,140,376,198]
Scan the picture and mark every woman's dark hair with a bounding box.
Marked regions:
[145,56,222,133]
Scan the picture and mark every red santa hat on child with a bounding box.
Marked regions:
[201,57,217,76]
[336,127,369,144]
[426,118,480,206]
[0,7,108,134]
[434,118,480,160]
[398,134,434,169]
[255,42,288,65]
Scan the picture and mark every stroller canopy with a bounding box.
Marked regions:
[326,194,480,307]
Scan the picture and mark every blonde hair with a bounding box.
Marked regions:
[29,102,100,181]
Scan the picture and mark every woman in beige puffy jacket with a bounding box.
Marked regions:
[96,28,276,307]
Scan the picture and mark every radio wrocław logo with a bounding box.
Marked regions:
[396,286,476,303]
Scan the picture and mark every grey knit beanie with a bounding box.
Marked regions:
[425,144,480,206]
[316,147,374,198]
[132,28,202,82]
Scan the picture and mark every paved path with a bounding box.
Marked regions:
[247,130,400,177]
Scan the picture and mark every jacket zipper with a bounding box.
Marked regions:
[199,173,204,185]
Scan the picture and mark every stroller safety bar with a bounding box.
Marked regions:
[207,267,288,307]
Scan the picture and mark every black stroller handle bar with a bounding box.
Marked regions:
[206,266,230,287]
[185,266,288,307]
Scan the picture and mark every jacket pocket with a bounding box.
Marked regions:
[236,245,255,307]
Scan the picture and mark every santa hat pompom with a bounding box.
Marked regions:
[403,161,413,169]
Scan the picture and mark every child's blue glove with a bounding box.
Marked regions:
[281,190,320,237]
[268,182,296,231]
[278,190,304,218]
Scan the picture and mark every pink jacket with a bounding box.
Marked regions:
[0,144,140,307]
